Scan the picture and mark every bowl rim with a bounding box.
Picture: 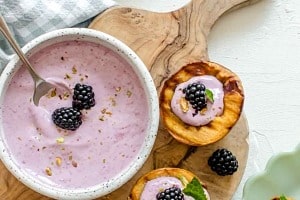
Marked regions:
[0,28,159,199]
[242,144,300,199]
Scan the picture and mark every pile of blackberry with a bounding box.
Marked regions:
[208,148,238,176]
[156,186,184,200]
[52,83,95,131]
[182,82,207,114]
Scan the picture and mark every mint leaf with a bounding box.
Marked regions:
[280,195,288,200]
[205,89,214,103]
[183,177,207,200]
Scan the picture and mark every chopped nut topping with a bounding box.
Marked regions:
[99,116,105,121]
[101,108,107,114]
[63,92,70,100]
[101,108,112,116]
[56,157,62,166]
[126,90,132,97]
[56,137,64,144]
[200,108,208,115]
[64,74,71,80]
[109,97,116,106]
[49,88,57,98]
[72,65,77,74]
[180,97,189,113]
[45,167,52,176]
[115,87,121,92]
[72,160,78,168]
[105,111,112,116]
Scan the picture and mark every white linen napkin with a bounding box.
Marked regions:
[0,0,116,70]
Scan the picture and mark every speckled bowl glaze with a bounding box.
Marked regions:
[243,144,300,200]
[0,28,159,199]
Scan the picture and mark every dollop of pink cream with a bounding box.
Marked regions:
[171,75,224,126]
[140,176,210,200]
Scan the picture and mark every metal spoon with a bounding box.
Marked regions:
[0,14,55,106]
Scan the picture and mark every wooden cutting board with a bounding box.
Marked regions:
[0,0,258,199]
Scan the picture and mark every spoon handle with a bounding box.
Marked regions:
[0,14,41,80]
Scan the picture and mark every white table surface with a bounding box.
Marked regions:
[208,0,300,199]
[115,0,300,199]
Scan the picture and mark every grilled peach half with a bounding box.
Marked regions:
[159,61,244,146]
[129,168,209,200]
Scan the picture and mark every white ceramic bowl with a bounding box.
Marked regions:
[0,28,159,199]
[243,144,300,199]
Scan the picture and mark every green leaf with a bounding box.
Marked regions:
[205,89,214,103]
[279,195,288,200]
[183,177,207,200]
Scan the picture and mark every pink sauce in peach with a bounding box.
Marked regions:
[140,176,210,200]
[1,40,149,189]
[171,76,224,126]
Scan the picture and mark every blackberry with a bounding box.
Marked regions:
[156,186,184,200]
[182,82,207,114]
[52,107,82,131]
[208,148,238,176]
[72,83,95,110]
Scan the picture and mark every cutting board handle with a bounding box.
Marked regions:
[89,0,258,90]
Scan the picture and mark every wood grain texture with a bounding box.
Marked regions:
[89,0,259,92]
[0,0,257,199]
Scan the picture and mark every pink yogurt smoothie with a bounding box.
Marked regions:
[171,76,224,126]
[1,40,149,189]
